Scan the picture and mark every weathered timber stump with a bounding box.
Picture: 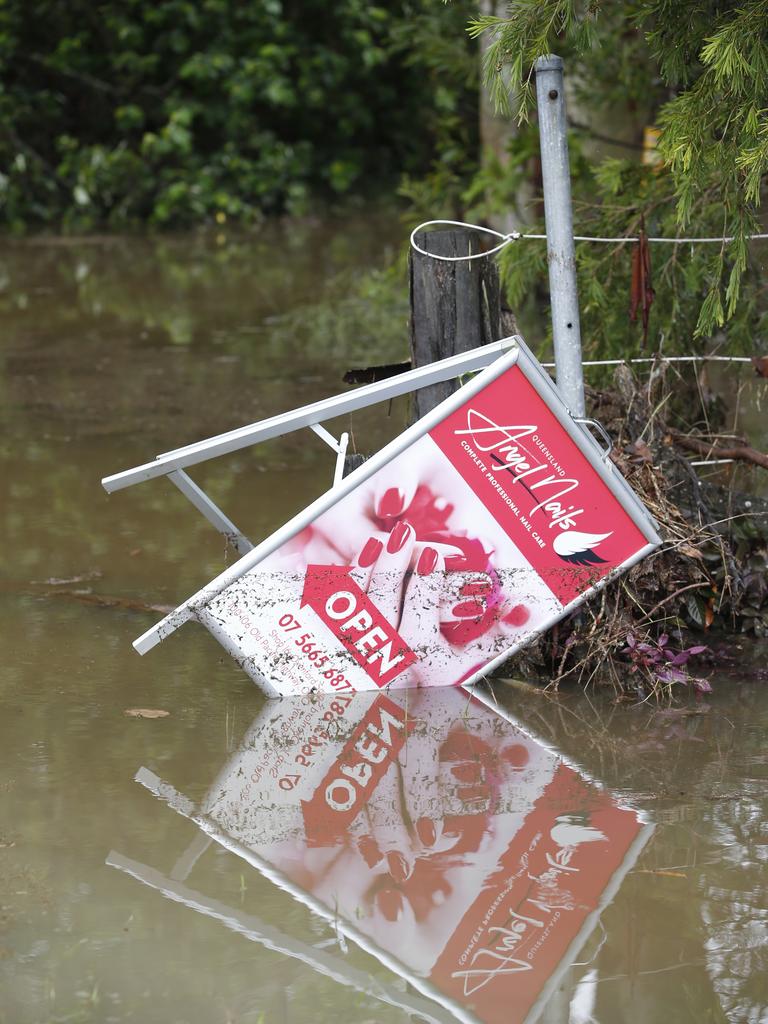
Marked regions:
[342,451,367,477]
[342,227,511,475]
[409,228,505,420]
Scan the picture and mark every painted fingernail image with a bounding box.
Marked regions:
[450,761,483,784]
[377,487,405,518]
[415,816,438,846]
[445,554,468,571]
[416,546,438,575]
[502,744,531,769]
[503,604,531,626]
[358,835,383,867]
[358,536,383,568]
[460,579,491,597]
[452,599,485,619]
[457,784,490,809]
[375,888,404,923]
[387,520,412,553]
[386,850,413,883]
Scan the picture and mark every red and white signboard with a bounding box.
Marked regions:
[185,342,659,695]
[197,688,653,1024]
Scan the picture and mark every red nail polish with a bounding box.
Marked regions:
[453,600,484,619]
[415,817,437,846]
[387,520,411,553]
[375,888,404,923]
[503,604,531,627]
[386,851,412,883]
[457,784,490,807]
[460,580,491,597]
[502,744,530,768]
[377,487,404,518]
[416,546,438,575]
[358,536,383,568]
[451,761,482,783]
[445,554,468,571]
[358,835,383,867]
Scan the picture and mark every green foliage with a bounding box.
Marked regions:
[493,133,767,360]
[471,1,768,348]
[393,1,480,219]
[469,1,598,121]
[0,0,478,229]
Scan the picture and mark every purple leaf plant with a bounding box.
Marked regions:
[623,633,711,693]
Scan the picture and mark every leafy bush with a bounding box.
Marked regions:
[0,0,478,228]
[470,1,768,351]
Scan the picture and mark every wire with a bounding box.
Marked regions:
[689,459,736,466]
[410,223,759,468]
[538,355,751,467]
[410,219,768,263]
[540,355,754,368]
[575,234,768,243]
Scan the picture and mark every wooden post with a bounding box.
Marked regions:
[342,452,367,476]
[409,228,505,420]
[341,227,507,475]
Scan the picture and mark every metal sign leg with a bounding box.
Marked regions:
[168,469,253,556]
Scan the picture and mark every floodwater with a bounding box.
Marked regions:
[0,219,766,1024]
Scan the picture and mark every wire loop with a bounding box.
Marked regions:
[409,220,521,262]
[409,218,768,261]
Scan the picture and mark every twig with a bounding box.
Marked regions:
[670,431,768,470]
[637,582,708,625]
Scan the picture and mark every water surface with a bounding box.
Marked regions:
[0,221,766,1024]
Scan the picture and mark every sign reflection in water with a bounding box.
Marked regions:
[108,689,652,1024]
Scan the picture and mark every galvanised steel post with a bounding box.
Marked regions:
[534,54,586,417]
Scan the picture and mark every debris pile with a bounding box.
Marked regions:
[506,363,768,698]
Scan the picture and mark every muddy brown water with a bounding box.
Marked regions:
[0,222,766,1024]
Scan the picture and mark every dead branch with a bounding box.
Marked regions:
[669,430,768,470]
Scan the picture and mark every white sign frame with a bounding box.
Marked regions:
[103,335,660,693]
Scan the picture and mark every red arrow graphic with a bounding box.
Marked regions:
[301,565,416,687]
[301,695,408,845]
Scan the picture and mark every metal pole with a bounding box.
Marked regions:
[534,54,586,417]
